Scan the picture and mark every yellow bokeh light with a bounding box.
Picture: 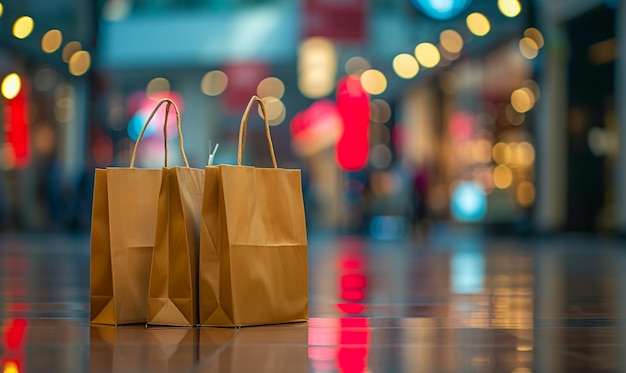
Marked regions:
[62,41,82,63]
[257,77,285,99]
[466,13,491,37]
[392,53,419,79]
[69,50,91,76]
[493,165,513,189]
[13,16,34,39]
[440,29,464,54]
[498,0,522,17]
[257,96,286,125]
[517,181,535,206]
[41,29,63,53]
[511,88,534,113]
[146,77,170,97]
[0,3,4,18]
[345,56,370,76]
[516,141,535,167]
[360,69,387,95]
[299,37,336,98]
[524,27,544,48]
[4,361,18,373]
[492,142,512,165]
[414,42,441,68]
[1,73,21,100]
[519,37,539,59]
[201,70,228,96]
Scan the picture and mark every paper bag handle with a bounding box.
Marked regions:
[130,98,190,168]
[237,96,278,168]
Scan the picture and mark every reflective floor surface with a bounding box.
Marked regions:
[0,229,625,372]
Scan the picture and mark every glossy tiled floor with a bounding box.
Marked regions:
[0,229,624,372]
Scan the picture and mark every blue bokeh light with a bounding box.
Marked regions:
[451,181,487,222]
[410,0,472,20]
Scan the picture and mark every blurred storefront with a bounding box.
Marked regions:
[0,0,624,235]
[0,0,97,230]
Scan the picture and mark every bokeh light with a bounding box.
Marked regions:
[201,70,228,96]
[370,99,392,124]
[466,13,491,37]
[370,144,393,169]
[1,73,21,100]
[13,16,34,39]
[62,41,82,63]
[345,56,371,76]
[257,96,286,126]
[392,54,419,79]
[517,181,535,206]
[498,0,522,18]
[505,104,525,125]
[440,29,464,54]
[451,181,487,222]
[256,77,285,99]
[0,3,4,18]
[492,142,512,165]
[515,141,535,167]
[299,37,336,98]
[360,69,387,95]
[41,29,63,53]
[511,88,535,113]
[68,51,91,76]
[519,37,539,59]
[415,42,441,68]
[493,165,513,189]
[524,28,544,48]
[146,77,170,97]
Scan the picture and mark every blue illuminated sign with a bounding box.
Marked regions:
[410,0,472,20]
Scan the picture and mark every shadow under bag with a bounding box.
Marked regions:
[199,96,308,327]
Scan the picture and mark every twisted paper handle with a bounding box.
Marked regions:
[237,96,278,168]
[130,98,190,168]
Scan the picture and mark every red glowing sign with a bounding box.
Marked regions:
[4,83,30,169]
[336,76,370,171]
[290,99,342,156]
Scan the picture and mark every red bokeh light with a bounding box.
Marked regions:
[336,76,370,171]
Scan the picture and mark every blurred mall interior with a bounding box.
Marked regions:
[0,0,624,237]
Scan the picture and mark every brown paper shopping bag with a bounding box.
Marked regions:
[147,155,205,326]
[90,98,187,325]
[199,96,308,327]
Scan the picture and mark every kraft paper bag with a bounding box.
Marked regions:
[147,164,205,326]
[199,96,308,327]
[90,98,187,325]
